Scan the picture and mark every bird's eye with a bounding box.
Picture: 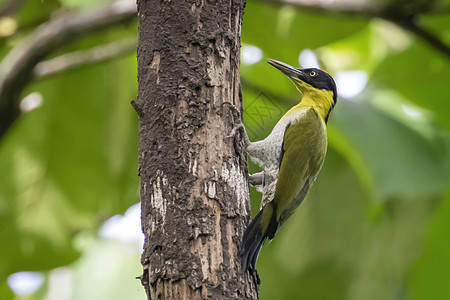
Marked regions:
[310,71,317,77]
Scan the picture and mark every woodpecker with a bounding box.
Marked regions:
[229,59,337,276]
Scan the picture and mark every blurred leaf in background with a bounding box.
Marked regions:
[0,0,449,299]
[242,0,450,299]
[0,0,141,298]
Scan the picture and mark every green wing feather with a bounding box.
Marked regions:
[274,108,327,224]
[241,108,327,272]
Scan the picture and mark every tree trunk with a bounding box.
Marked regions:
[136,0,257,299]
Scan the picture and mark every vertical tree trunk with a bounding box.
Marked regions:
[136,0,257,299]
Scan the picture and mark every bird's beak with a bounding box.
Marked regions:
[267,59,302,80]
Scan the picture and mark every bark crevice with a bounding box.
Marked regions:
[137,0,257,298]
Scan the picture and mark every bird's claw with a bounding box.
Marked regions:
[222,102,241,121]
[223,102,244,138]
[226,123,245,139]
[248,172,263,187]
[223,102,250,146]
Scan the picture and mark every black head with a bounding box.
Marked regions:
[297,68,337,104]
[267,59,337,105]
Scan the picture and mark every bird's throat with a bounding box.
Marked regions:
[299,90,335,122]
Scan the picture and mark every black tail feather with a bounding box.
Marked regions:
[241,210,263,272]
[241,204,279,273]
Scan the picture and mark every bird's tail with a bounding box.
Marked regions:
[241,202,278,272]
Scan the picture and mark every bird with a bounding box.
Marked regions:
[229,58,337,279]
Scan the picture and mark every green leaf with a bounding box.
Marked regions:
[372,41,450,129]
[331,99,449,199]
[407,193,450,299]
[15,0,61,28]
[0,49,138,280]
[243,1,368,60]
[0,280,13,300]
[60,0,113,9]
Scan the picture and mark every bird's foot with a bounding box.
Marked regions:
[222,102,250,145]
[222,101,241,121]
[227,123,245,139]
[248,172,263,187]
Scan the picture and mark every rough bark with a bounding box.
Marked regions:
[136,0,257,299]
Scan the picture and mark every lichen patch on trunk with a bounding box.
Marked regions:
[150,171,168,232]
[221,162,249,214]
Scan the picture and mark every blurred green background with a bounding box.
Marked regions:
[0,0,449,299]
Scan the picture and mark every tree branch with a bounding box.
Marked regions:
[427,4,450,15]
[34,38,137,79]
[388,16,450,59]
[259,0,381,17]
[0,0,25,18]
[258,0,450,58]
[0,0,136,139]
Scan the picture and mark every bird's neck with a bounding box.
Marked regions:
[299,89,335,122]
